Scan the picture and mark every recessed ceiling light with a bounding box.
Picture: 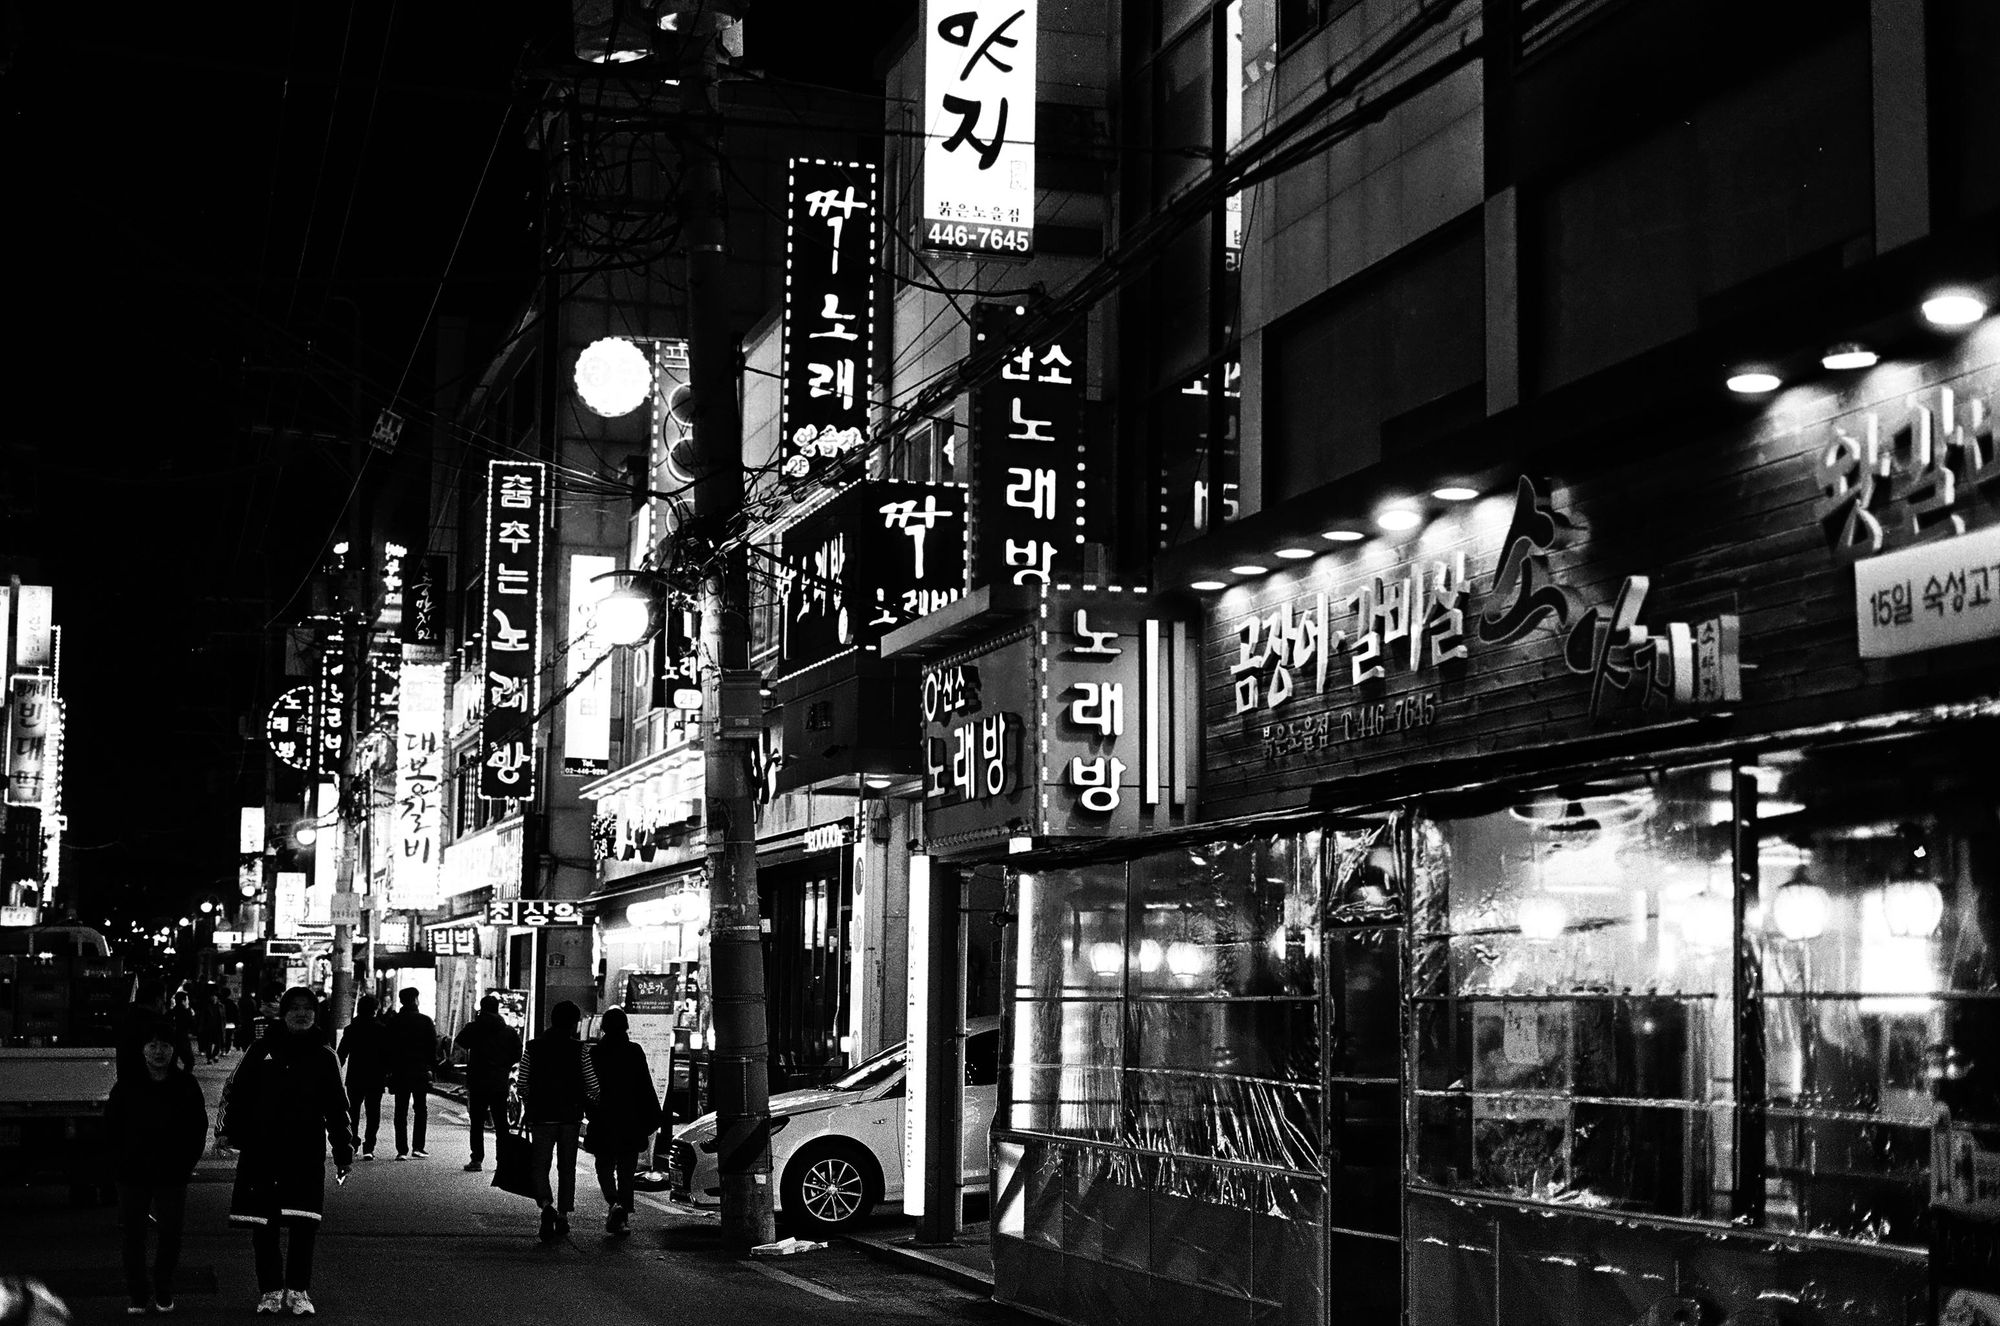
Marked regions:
[1274,547,1314,560]
[1375,509,1422,532]
[1432,486,1478,502]
[1189,579,1229,592]
[1321,529,1364,543]
[1230,564,1268,576]
[1725,371,1781,394]
[1820,342,1878,371]
[1923,291,1987,327]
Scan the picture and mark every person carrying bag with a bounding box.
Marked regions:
[583,1007,664,1236]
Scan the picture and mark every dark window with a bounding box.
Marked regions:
[1267,223,1484,502]
[965,1029,999,1087]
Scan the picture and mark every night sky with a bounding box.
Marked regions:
[3,3,911,940]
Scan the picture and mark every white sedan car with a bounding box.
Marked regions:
[671,1017,999,1233]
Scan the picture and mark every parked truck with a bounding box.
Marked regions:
[0,925,124,1203]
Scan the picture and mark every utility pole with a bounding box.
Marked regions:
[331,298,367,1032]
[677,2,774,1254]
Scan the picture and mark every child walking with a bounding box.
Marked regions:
[107,1025,210,1313]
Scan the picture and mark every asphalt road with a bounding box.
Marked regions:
[0,1055,1025,1326]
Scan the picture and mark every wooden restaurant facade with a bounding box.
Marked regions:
[989,327,2000,1326]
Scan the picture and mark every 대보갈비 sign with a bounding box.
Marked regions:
[922,1,1036,257]
[1854,520,2000,658]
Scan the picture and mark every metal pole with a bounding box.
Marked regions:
[679,5,775,1254]
[331,298,366,1031]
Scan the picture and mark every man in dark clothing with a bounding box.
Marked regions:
[337,995,389,1160]
[116,977,195,1082]
[383,987,436,1159]
[453,995,521,1172]
[519,1000,599,1240]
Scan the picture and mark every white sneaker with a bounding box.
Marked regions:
[289,1290,316,1316]
[256,1291,287,1314]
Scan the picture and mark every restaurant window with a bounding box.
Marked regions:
[996,821,1401,1326]
[1408,740,1988,1323]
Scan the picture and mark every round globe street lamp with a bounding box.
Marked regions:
[574,337,653,418]
[590,567,673,647]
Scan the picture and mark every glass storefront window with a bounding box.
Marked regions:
[1414,766,1737,1221]
[1751,741,2000,1247]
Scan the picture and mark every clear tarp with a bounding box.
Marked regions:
[995,822,1400,1326]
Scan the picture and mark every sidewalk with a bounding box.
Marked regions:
[842,1218,994,1295]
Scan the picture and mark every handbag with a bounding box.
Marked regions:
[490,1124,537,1200]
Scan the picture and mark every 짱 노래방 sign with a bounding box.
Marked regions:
[781,158,877,485]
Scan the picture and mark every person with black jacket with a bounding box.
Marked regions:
[382,988,436,1160]
[517,1000,599,1240]
[336,996,388,1161]
[452,995,521,1173]
[584,1006,663,1236]
[116,977,195,1083]
[107,1024,209,1313]
[218,987,351,1317]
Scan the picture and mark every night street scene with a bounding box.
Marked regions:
[4,0,2000,1323]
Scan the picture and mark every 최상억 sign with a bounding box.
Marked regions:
[922,1,1036,257]
[781,159,877,485]
[481,461,546,800]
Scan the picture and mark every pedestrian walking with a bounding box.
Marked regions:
[382,988,436,1160]
[107,1024,209,1314]
[452,995,520,1173]
[218,986,352,1317]
[584,1006,663,1236]
[517,1000,599,1240]
[194,990,226,1064]
[117,977,195,1083]
[336,996,388,1161]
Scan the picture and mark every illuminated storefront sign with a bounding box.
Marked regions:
[922,0,1036,257]
[403,555,447,652]
[564,554,617,775]
[12,585,52,669]
[1854,519,2000,658]
[486,898,587,927]
[264,685,315,772]
[6,676,52,806]
[481,461,546,800]
[389,662,446,911]
[313,637,350,774]
[427,924,478,957]
[778,480,969,673]
[781,158,877,484]
[1041,590,1198,833]
[972,304,1089,586]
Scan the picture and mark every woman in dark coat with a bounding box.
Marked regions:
[219,987,352,1316]
[584,1007,664,1236]
[107,1024,210,1312]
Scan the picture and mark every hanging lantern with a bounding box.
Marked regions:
[1882,880,1944,938]
[1771,874,1831,941]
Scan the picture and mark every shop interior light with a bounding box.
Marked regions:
[1230,564,1268,576]
[1771,872,1831,941]
[1820,342,1879,371]
[1881,879,1944,938]
[1322,529,1365,542]
[1922,290,1988,328]
[1517,895,1568,941]
[1164,940,1207,979]
[1432,486,1479,502]
[863,775,895,790]
[1189,579,1229,592]
[1087,941,1123,977]
[1726,369,1782,394]
[1137,939,1164,973]
[1376,508,1422,532]
[1274,547,1315,560]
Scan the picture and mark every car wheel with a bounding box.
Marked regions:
[781,1140,879,1234]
